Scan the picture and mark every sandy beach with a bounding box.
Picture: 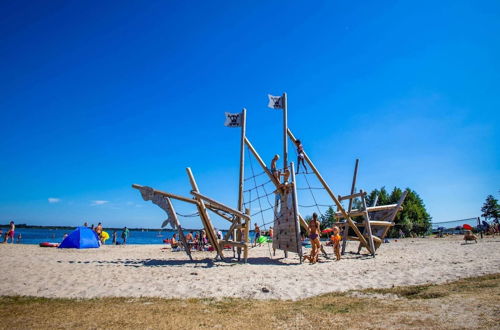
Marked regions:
[1,236,499,300]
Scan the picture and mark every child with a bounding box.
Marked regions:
[3,221,15,244]
[330,226,342,261]
[295,140,308,174]
[270,154,280,182]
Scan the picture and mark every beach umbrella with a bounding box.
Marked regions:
[321,228,333,234]
[463,224,473,230]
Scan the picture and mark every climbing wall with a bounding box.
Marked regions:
[272,185,302,256]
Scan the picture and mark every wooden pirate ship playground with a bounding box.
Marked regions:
[132,93,406,263]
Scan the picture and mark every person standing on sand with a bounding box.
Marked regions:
[303,213,321,264]
[121,227,129,244]
[253,223,261,247]
[330,226,342,261]
[16,233,22,244]
[112,231,117,245]
[3,221,15,244]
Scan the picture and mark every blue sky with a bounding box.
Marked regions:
[1,0,498,229]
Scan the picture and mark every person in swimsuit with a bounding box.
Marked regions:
[3,221,15,244]
[253,223,261,247]
[270,154,280,182]
[330,226,342,261]
[303,213,321,263]
[295,140,308,174]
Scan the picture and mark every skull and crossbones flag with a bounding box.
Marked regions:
[224,112,242,127]
[267,94,283,109]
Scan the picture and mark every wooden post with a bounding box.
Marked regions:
[341,159,359,255]
[287,129,373,254]
[290,162,303,263]
[238,108,246,213]
[360,190,376,257]
[282,92,288,179]
[186,167,224,260]
[478,217,483,239]
[165,197,193,261]
[243,208,251,263]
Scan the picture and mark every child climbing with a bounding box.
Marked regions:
[295,140,308,174]
[270,154,280,182]
[330,226,342,261]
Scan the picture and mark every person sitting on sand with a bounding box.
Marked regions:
[171,233,179,250]
[463,230,477,243]
[294,139,308,174]
[253,223,261,247]
[303,213,321,264]
[200,230,208,250]
[330,226,342,261]
[3,221,15,244]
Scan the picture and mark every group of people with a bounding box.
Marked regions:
[270,140,308,182]
[303,213,341,264]
[169,229,214,251]
[1,221,20,244]
[83,222,129,245]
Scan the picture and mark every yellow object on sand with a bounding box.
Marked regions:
[101,231,110,241]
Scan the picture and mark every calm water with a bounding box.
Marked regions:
[0,227,261,245]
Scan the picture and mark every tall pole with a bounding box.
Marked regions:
[237,108,246,212]
[237,108,246,260]
[282,92,288,181]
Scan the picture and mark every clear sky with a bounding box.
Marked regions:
[1,1,498,229]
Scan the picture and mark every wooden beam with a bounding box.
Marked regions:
[360,190,376,257]
[287,129,373,254]
[186,168,224,260]
[190,191,250,221]
[132,184,198,205]
[369,221,394,227]
[205,205,235,222]
[244,137,281,187]
[339,191,366,201]
[290,162,303,262]
[334,204,403,217]
[342,159,359,254]
[165,197,192,261]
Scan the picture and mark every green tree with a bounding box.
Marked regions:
[481,195,500,222]
[367,186,431,237]
[320,206,335,229]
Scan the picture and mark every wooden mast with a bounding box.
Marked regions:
[282,92,288,178]
[237,108,247,260]
[341,159,359,255]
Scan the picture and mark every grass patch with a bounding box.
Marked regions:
[1,274,499,329]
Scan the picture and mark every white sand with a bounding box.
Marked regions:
[1,236,499,300]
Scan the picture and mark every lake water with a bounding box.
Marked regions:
[0,227,260,245]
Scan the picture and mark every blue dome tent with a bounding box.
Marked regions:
[59,227,100,249]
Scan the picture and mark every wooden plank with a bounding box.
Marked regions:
[190,191,250,221]
[369,221,394,227]
[334,204,403,217]
[186,167,224,260]
[339,191,366,201]
[132,184,198,205]
[287,129,372,254]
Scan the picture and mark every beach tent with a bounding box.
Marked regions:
[59,227,100,249]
